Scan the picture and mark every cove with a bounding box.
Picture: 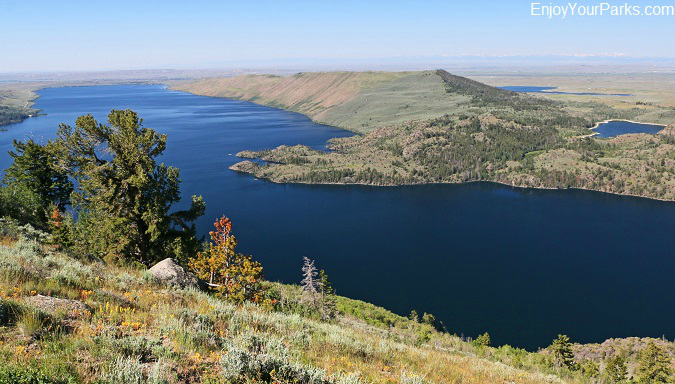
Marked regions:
[499,86,632,96]
[592,120,665,138]
[1,85,673,351]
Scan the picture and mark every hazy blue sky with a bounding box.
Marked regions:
[1,0,674,72]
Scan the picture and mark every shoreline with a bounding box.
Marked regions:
[577,118,668,139]
[589,118,668,130]
[230,165,675,203]
[13,83,674,203]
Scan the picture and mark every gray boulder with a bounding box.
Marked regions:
[148,258,202,289]
[24,295,90,318]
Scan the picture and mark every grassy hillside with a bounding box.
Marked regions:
[0,223,555,383]
[3,221,672,383]
[173,71,472,133]
[0,84,40,127]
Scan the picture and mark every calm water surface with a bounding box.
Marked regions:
[594,120,665,138]
[2,85,673,350]
[500,85,632,96]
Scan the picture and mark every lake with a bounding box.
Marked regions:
[593,120,665,138]
[500,86,632,96]
[2,85,673,350]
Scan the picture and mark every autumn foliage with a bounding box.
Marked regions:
[189,216,265,303]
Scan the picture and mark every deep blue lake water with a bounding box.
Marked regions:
[593,120,665,138]
[2,85,673,350]
[500,86,632,96]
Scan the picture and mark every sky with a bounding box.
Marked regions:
[1,0,674,72]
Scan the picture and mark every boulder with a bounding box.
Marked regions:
[148,258,203,290]
[24,295,90,318]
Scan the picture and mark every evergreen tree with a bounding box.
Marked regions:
[421,312,437,327]
[635,341,672,384]
[409,310,419,323]
[3,139,72,223]
[318,269,337,319]
[473,332,491,348]
[0,183,44,226]
[54,110,205,264]
[603,355,628,384]
[189,216,265,303]
[579,359,599,379]
[549,334,576,371]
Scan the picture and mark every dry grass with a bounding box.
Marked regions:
[0,235,594,384]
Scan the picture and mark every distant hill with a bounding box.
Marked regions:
[174,71,476,133]
[175,70,675,201]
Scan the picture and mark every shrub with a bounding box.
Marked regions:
[99,356,144,384]
[400,371,429,384]
[0,299,60,339]
[107,336,163,363]
[18,308,51,338]
[147,359,171,384]
[0,298,23,325]
[220,332,329,383]
[0,363,77,384]
[472,332,491,348]
[579,359,599,379]
[0,217,50,242]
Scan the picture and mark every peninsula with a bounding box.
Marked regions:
[174,70,675,201]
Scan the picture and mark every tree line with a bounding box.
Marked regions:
[0,106,33,126]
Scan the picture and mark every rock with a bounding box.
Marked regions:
[229,160,260,174]
[148,258,202,290]
[24,295,90,318]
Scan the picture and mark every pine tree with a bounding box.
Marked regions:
[301,257,320,307]
[473,332,491,348]
[409,310,419,323]
[189,216,265,303]
[55,110,205,264]
[579,359,599,379]
[319,269,336,319]
[421,312,437,327]
[3,139,72,226]
[549,334,576,371]
[5,139,73,210]
[635,341,672,384]
[603,355,628,384]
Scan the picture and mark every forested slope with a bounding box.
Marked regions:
[192,70,675,200]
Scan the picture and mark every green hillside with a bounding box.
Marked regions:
[0,85,40,127]
[173,71,473,133]
[176,70,675,201]
[2,222,672,383]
